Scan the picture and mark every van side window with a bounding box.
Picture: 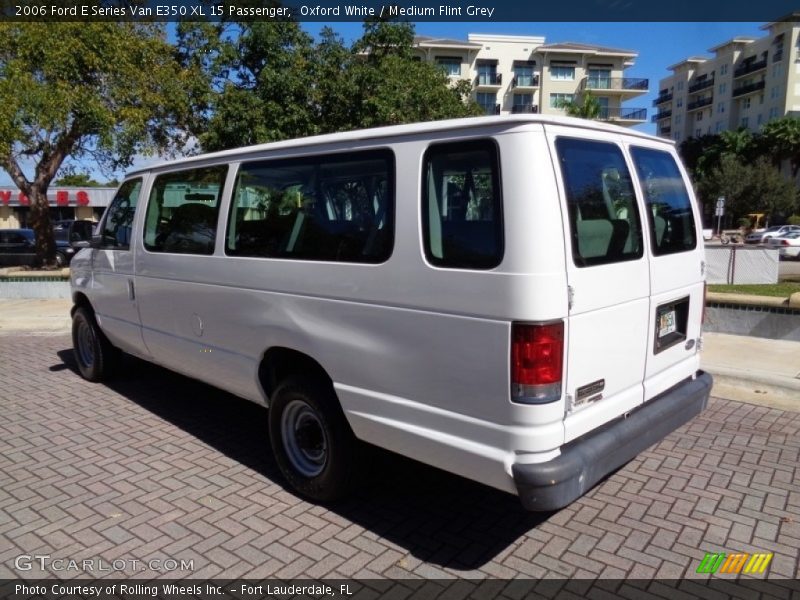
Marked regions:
[143,166,227,255]
[423,140,503,269]
[555,138,643,267]
[100,179,142,250]
[630,147,697,256]
[226,150,394,263]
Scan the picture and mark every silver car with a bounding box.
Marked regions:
[744,224,800,244]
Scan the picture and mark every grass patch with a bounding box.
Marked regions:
[708,282,800,297]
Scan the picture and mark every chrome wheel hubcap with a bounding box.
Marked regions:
[281,399,328,477]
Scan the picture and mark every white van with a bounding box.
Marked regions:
[70,116,712,511]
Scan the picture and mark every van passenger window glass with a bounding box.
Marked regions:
[423,140,503,269]
[144,166,227,255]
[555,138,643,267]
[630,147,697,256]
[100,179,142,250]
[226,150,394,263]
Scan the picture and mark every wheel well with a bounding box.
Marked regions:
[258,347,333,401]
[71,292,93,317]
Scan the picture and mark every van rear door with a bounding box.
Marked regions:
[626,142,705,400]
[546,127,649,443]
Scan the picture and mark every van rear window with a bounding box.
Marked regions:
[629,147,697,256]
[555,138,643,267]
[422,140,503,269]
[226,150,394,263]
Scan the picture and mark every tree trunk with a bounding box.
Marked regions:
[28,186,57,268]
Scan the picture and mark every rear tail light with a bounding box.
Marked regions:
[511,321,564,404]
[783,240,790,246]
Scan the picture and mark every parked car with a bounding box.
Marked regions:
[0,228,36,266]
[0,222,94,267]
[767,231,800,259]
[744,224,800,244]
[53,220,95,266]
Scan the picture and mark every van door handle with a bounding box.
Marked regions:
[127,279,135,301]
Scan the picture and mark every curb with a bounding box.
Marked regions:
[704,365,800,413]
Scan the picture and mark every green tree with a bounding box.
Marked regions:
[54,173,104,187]
[0,23,196,266]
[192,20,481,152]
[556,92,602,119]
[698,155,797,222]
[760,116,800,177]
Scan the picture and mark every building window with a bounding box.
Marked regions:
[436,57,461,77]
[717,102,725,113]
[512,93,534,112]
[550,93,574,108]
[742,97,751,110]
[759,94,765,105]
[144,166,227,255]
[513,64,536,87]
[226,150,394,263]
[769,106,780,119]
[476,92,498,114]
[719,83,727,94]
[422,140,503,269]
[772,64,782,78]
[720,64,728,76]
[677,81,684,91]
[715,121,723,132]
[757,114,763,125]
[676,114,682,124]
[550,66,575,81]
[587,68,611,89]
[676,98,683,108]
[674,132,682,142]
[697,111,703,122]
[695,128,702,137]
[773,34,784,62]
[741,117,749,128]
[476,62,499,85]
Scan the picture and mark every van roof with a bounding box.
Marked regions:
[129,114,670,175]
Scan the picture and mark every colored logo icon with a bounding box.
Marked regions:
[696,552,773,575]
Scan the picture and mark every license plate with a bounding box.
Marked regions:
[658,309,676,338]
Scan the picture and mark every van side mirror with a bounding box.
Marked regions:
[90,235,103,249]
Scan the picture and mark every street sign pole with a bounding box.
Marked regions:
[715,197,725,235]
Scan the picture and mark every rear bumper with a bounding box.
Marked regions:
[512,371,712,511]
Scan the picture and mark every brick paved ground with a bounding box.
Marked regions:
[1,335,798,580]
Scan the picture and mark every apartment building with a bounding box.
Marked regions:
[653,15,800,142]
[413,34,649,126]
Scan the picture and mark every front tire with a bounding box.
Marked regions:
[268,376,359,502]
[71,307,119,382]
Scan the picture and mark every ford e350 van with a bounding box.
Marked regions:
[70,115,712,510]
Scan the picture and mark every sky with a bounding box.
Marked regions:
[0,21,767,187]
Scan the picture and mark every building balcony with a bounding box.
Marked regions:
[688,78,714,94]
[653,92,673,106]
[481,103,501,115]
[651,109,672,122]
[687,96,713,111]
[581,77,649,94]
[732,80,765,98]
[475,74,502,89]
[511,75,539,89]
[511,104,539,114]
[659,126,672,136]
[599,107,647,122]
[734,59,767,79]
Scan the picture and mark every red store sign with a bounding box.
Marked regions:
[0,190,91,207]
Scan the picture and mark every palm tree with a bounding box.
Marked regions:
[556,92,602,119]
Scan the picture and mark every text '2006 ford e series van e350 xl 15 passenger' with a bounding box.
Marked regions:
[70,115,712,511]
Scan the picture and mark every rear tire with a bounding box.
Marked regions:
[71,307,120,382]
[268,376,358,502]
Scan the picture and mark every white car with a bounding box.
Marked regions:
[745,224,800,244]
[768,231,800,259]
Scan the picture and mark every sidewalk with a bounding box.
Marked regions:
[0,298,797,410]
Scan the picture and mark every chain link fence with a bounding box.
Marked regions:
[705,245,780,284]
